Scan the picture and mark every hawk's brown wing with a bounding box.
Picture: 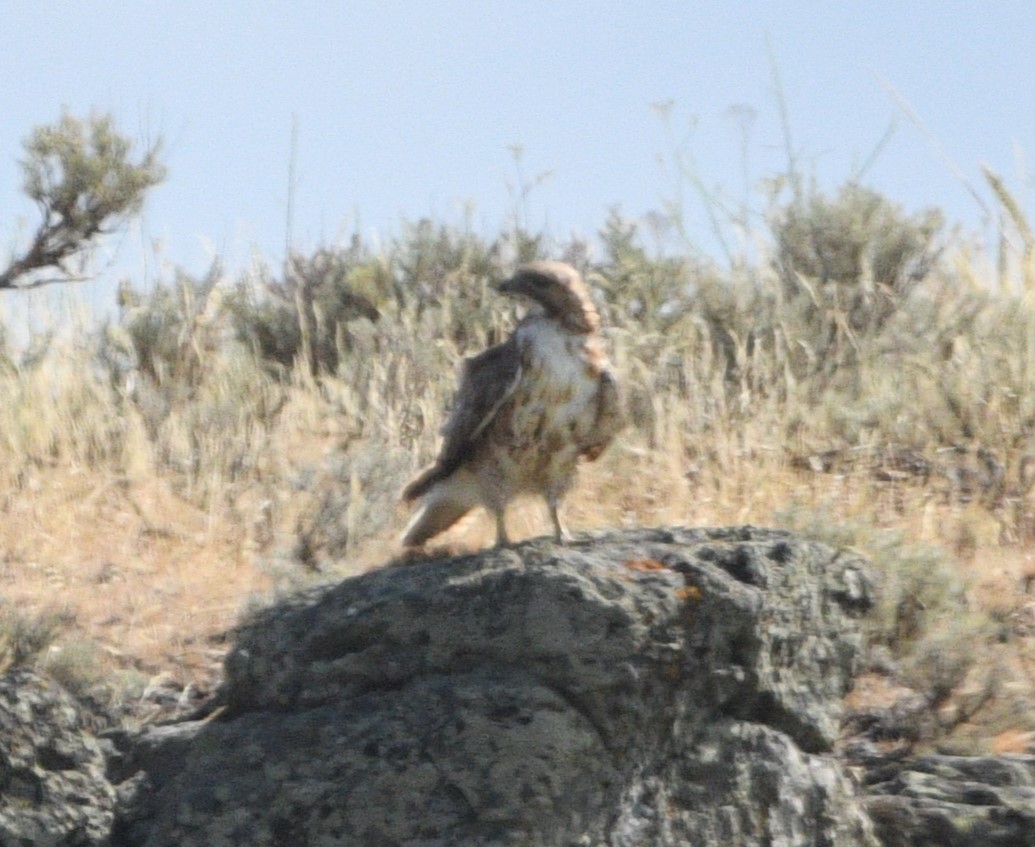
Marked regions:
[401,337,523,501]
[581,368,623,461]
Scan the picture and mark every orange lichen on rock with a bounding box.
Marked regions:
[621,558,669,572]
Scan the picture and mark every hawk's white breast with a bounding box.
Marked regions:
[514,318,599,430]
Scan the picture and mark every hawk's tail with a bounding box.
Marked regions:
[401,464,449,502]
[401,470,481,547]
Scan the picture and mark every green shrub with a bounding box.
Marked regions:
[771,182,944,372]
[0,604,68,672]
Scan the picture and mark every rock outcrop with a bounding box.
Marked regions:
[0,668,115,846]
[114,526,878,846]
[8,525,1029,845]
[859,753,1035,846]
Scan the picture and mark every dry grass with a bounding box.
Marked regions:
[2,186,1035,750]
[0,468,266,684]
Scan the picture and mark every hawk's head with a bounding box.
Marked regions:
[498,261,600,334]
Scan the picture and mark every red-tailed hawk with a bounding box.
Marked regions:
[401,261,622,547]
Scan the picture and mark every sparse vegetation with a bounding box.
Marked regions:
[2,116,1035,749]
[0,603,67,674]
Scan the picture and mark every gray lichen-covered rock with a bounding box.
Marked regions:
[118,526,879,846]
[861,753,1035,846]
[0,668,115,847]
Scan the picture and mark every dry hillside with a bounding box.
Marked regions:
[2,184,1035,752]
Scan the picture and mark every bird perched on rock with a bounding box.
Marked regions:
[401,260,622,548]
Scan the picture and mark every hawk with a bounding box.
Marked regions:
[401,260,622,547]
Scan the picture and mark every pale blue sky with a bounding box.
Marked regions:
[2,1,1034,309]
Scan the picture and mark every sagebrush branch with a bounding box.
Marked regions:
[0,110,165,289]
